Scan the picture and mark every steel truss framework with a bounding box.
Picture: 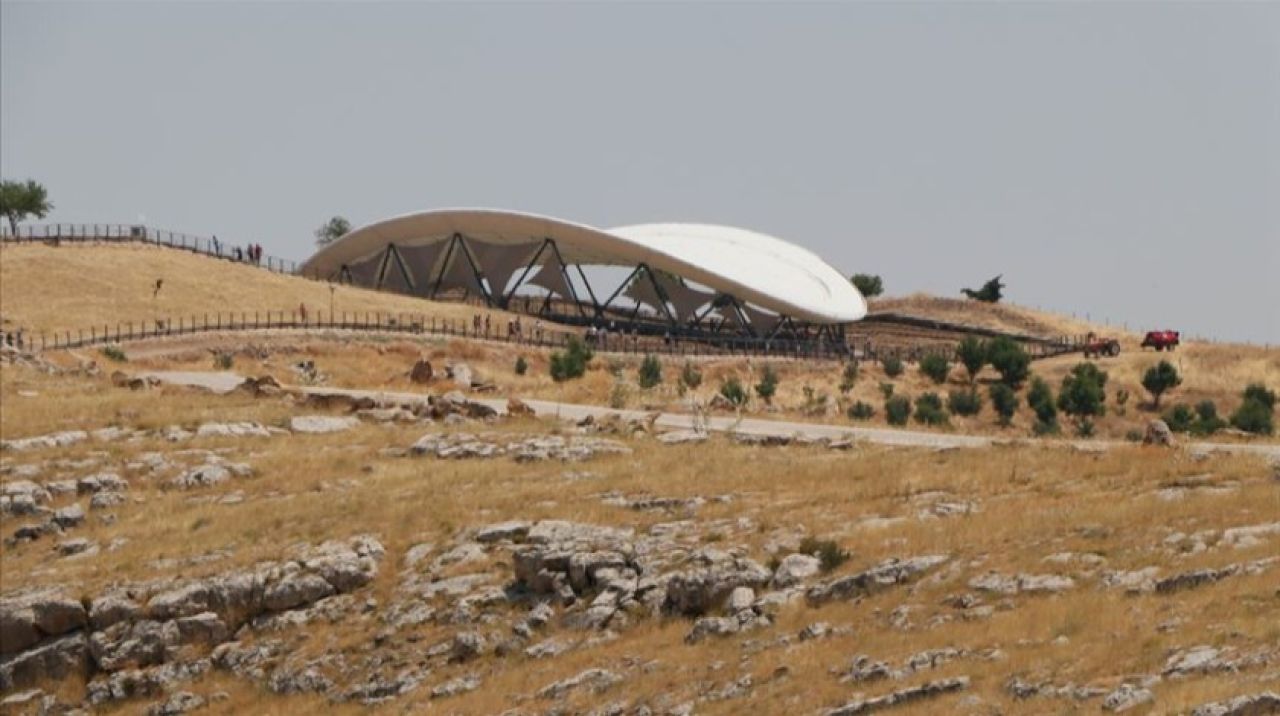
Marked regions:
[328,235,849,352]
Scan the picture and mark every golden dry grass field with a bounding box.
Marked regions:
[1,361,1278,714]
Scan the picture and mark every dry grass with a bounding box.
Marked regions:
[870,293,1123,338]
[0,242,520,336]
[2,361,1278,714]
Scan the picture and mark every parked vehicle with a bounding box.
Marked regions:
[1141,330,1180,351]
[1082,332,1121,358]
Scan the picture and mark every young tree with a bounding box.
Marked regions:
[719,376,748,408]
[988,383,1018,426]
[919,354,950,384]
[1026,376,1058,432]
[1058,362,1108,432]
[838,361,859,394]
[679,361,703,391]
[850,274,884,298]
[755,365,779,405]
[1230,383,1275,435]
[314,216,353,246]
[880,355,904,378]
[955,336,988,383]
[0,179,54,233]
[914,393,948,425]
[987,337,1030,388]
[960,275,1005,303]
[885,395,912,426]
[514,356,528,375]
[550,336,593,382]
[637,355,662,389]
[947,388,983,416]
[1141,360,1182,409]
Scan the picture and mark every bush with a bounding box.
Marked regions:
[1058,362,1108,423]
[987,337,1030,388]
[514,356,528,376]
[100,345,127,363]
[1163,404,1195,433]
[988,383,1018,426]
[719,376,748,408]
[1142,360,1182,409]
[914,392,949,425]
[637,354,662,389]
[847,401,875,420]
[801,385,829,416]
[947,388,983,417]
[1032,417,1060,436]
[881,355,903,378]
[609,380,630,409]
[879,382,895,399]
[1124,428,1144,443]
[1191,400,1226,436]
[850,274,884,298]
[1115,388,1130,416]
[956,336,987,382]
[1231,384,1275,435]
[212,351,233,370]
[919,354,950,385]
[838,361,859,394]
[1026,377,1057,424]
[1075,418,1095,438]
[799,536,851,573]
[679,361,703,390]
[755,365,779,404]
[549,336,593,382]
[885,395,912,426]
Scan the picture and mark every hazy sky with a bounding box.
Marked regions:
[3,2,1277,343]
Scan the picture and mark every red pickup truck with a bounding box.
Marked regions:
[1141,330,1180,351]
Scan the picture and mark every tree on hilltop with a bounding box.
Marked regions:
[961,275,1005,303]
[0,179,54,233]
[315,216,352,246]
[850,273,884,298]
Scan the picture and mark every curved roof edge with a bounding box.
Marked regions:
[302,208,865,324]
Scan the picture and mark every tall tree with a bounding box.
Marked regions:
[961,275,1005,303]
[850,273,884,298]
[314,216,352,246]
[1141,360,1182,409]
[0,179,54,233]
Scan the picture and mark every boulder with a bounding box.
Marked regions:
[536,668,622,700]
[51,503,86,529]
[1190,692,1280,716]
[664,551,772,616]
[409,359,434,384]
[1102,684,1154,712]
[476,521,532,544]
[0,632,88,691]
[825,677,969,715]
[772,553,822,588]
[1144,419,1175,447]
[447,363,474,389]
[807,555,949,606]
[263,574,335,612]
[289,415,361,434]
[170,465,231,489]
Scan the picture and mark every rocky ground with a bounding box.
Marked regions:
[2,356,1279,715]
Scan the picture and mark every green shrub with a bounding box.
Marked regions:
[550,336,593,382]
[1075,418,1096,438]
[212,351,233,370]
[719,376,748,408]
[914,392,949,425]
[1026,376,1057,424]
[1142,360,1182,409]
[881,355,904,378]
[1191,400,1226,436]
[1231,384,1275,435]
[1163,404,1195,433]
[919,354,950,384]
[798,536,850,573]
[100,345,127,363]
[637,354,662,389]
[1115,388,1130,416]
[849,273,884,298]
[987,337,1030,388]
[679,361,703,390]
[801,385,829,415]
[609,380,630,409]
[879,382,895,399]
[956,336,988,382]
[847,400,875,420]
[838,361,859,394]
[1032,417,1060,436]
[947,388,983,417]
[755,365,779,404]
[514,356,528,376]
[885,395,912,426]
[988,383,1018,426]
[1058,362,1108,423]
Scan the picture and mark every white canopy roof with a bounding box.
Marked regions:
[301,208,866,324]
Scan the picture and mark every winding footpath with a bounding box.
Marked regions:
[143,370,1280,461]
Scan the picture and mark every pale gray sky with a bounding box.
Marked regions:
[2,2,1277,343]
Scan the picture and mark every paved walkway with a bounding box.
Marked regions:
[145,371,1280,460]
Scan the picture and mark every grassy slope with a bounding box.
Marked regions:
[1,364,1277,713]
[0,242,518,335]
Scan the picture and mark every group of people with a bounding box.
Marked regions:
[211,236,265,265]
[471,313,545,343]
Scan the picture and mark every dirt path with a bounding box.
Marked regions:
[146,371,1280,460]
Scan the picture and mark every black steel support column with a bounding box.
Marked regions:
[429,234,461,299]
[502,238,552,307]
[387,243,416,291]
[455,234,494,306]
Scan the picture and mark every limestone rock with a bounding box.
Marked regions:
[772,553,822,588]
[1190,692,1280,716]
[1102,684,1154,712]
[1144,419,1175,446]
[806,555,949,606]
[825,676,970,715]
[289,415,361,434]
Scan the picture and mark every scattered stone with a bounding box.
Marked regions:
[1144,419,1175,447]
[476,520,532,543]
[772,553,822,588]
[537,668,622,700]
[146,690,206,715]
[1102,683,1154,712]
[807,556,949,606]
[450,632,487,663]
[657,430,709,445]
[1190,692,1280,716]
[968,572,1074,595]
[51,503,86,529]
[171,465,232,490]
[825,676,970,715]
[0,430,88,452]
[431,674,480,698]
[195,422,271,438]
[289,415,361,434]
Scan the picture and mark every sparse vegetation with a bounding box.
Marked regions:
[879,382,895,399]
[514,355,528,375]
[1058,362,1109,431]
[1027,376,1058,434]
[1142,360,1182,409]
[846,400,875,420]
[919,353,950,384]
[755,364,779,405]
[679,361,703,390]
[880,355,903,378]
[549,336,593,382]
[947,388,983,417]
[212,351,234,370]
[1230,383,1275,435]
[884,395,912,426]
[1164,403,1195,433]
[956,336,987,383]
[987,337,1030,388]
[838,361,858,394]
[719,376,748,408]
[608,379,630,409]
[313,215,352,246]
[913,392,949,425]
[798,536,851,573]
[1192,400,1227,436]
[100,345,127,363]
[637,354,662,389]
